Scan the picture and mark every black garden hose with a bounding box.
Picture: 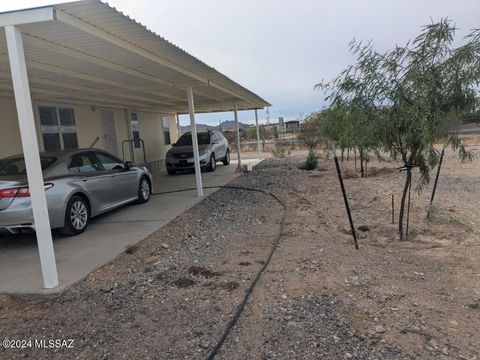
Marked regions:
[152,185,287,359]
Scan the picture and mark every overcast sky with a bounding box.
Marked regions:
[2,0,480,126]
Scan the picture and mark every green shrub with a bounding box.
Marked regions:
[304,150,318,170]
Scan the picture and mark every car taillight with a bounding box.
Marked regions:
[0,183,54,198]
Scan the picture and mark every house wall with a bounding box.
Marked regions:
[74,105,102,149]
[134,111,179,173]
[0,97,22,158]
[0,97,180,174]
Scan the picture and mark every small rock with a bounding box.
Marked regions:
[161,243,169,249]
[449,320,458,326]
[358,225,370,232]
[345,352,353,359]
[441,347,449,355]
[375,325,386,333]
[281,294,288,300]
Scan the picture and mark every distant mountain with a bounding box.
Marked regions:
[180,123,214,133]
[180,120,249,134]
[218,120,248,131]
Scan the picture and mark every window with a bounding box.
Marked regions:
[39,106,78,151]
[68,153,100,174]
[212,132,221,143]
[0,157,57,176]
[130,112,141,149]
[162,116,171,145]
[175,132,211,146]
[94,152,125,171]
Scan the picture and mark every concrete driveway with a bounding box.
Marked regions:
[0,159,262,295]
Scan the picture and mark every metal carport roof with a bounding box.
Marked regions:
[0,0,270,114]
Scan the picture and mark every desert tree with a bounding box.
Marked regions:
[298,111,324,150]
[317,19,479,240]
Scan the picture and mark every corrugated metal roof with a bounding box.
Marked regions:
[0,0,270,113]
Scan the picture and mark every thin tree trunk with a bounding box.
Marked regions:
[341,148,344,162]
[360,150,364,178]
[354,150,357,170]
[399,167,412,241]
[365,158,368,177]
[347,149,350,161]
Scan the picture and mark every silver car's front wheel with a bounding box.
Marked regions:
[71,200,88,230]
[136,177,151,204]
[60,195,90,236]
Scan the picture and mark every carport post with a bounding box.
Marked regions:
[186,87,204,197]
[5,25,59,288]
[255,109,261,154]
[175,113,181,137]
[234,104,242,170]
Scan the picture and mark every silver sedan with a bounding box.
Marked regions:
[0,149,152,236]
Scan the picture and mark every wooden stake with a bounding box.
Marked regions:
[391,194,395,224]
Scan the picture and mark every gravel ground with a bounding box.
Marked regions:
[0,142,479,359]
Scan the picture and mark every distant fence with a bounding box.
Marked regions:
[232,128,317,152]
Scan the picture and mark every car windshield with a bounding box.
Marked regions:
[0,156,57,176]
[175,133,211,146]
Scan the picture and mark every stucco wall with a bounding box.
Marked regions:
[74,105,102,149]
[134,111,178,163]
[0,97,22,158]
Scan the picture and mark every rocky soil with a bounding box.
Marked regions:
[0,143,479,359]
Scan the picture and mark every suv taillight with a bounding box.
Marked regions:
[0,184,54,198]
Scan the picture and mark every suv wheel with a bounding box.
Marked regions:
[208,153,216,172]
[223,149,230,165]
[60,196,90,236]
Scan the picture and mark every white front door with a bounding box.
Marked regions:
[100,109,118,155]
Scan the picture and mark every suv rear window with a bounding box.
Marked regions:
[175,133,211,146]
[0,157,57,176]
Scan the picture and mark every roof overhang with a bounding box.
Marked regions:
[0,0,270,114]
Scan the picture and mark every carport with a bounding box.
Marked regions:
[0,158,263,295]
[0,0,269,290]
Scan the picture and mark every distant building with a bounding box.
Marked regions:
[264,119,299,134]
[284,120,300,133]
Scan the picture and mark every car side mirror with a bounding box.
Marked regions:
[125,161,134,169]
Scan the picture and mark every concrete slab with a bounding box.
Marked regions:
[0,159,263,296]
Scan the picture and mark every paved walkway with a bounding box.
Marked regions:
[0,159,262,295]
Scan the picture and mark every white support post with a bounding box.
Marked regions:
[255,109,261,154]
[186,87,204,197]
[175,113,181,138]
[234,104,242,170]
[5,25,59,289]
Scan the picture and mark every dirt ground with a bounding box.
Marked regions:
[0,138,479,359]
